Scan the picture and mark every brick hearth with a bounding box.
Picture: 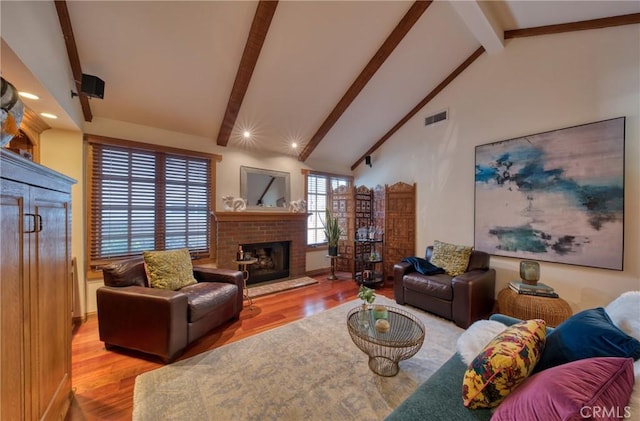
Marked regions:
[214,212,308,278]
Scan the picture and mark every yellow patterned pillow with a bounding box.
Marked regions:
[429,240,473,277]
[143,248,197,290]
[462,319,546,408]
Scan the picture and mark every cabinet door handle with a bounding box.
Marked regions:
[24,213,36,233]
[36,214,43,233]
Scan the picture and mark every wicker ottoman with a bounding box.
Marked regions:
[497,288,572,327]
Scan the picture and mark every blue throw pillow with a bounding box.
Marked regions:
[401,257,446,276]
[535,307,640,373]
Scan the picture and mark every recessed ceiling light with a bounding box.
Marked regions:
[40,113,58,119]
[19,91,39,100]
[291,142,298,149]
[243,131,251,139]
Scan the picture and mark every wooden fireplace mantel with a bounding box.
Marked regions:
[212,211,310,222]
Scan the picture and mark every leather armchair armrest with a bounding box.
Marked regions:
[193,267,244,315]
[96,285,189,362]
[393,262,415,305]
[193,267,243,286]
[451,268,496,328]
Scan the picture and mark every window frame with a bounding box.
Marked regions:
[303,169,353,247]
[85,134,220,273]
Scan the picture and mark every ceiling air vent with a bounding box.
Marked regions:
[425,110,448,127]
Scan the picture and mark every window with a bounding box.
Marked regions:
[305,172,351,246]
[87,136,216,267]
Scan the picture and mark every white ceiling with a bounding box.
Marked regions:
[2,1,638,169]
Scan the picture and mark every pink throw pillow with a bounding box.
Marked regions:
[492,357,634,421]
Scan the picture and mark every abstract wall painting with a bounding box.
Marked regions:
[474,117,625,270]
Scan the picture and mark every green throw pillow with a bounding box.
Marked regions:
[143,248,197,290]
[429,240,473,277]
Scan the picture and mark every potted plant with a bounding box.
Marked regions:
[357,285,376,306]
[321,209,342,256]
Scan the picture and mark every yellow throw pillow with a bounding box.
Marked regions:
[429,240,473,277]
[462,319,546,409]
[143,248,197,291]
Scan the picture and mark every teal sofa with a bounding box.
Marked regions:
[387,296,640,420]
[386,352,493,421]
[386,314,544,421]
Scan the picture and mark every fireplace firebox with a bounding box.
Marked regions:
[240,240,290,284]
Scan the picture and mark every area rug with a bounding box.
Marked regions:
[247,276,318,298]
[132,296,464,421]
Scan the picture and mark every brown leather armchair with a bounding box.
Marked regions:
[97,258,243,362]
[394,246,496,328]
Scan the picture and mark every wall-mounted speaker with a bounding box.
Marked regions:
[365,155,372,167]
[80,74,105,99]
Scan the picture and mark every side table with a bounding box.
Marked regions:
[327,254,340,280]
[497,288,572,327]
[232,258,258,310]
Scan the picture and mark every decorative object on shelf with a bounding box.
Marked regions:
[509,280,558,298]
[519,260,540,285]
[7,148,32,160]
[475,117,625,271]
[288,199,306,213]
[357,227,368,240]
[321,208,342,256]
[222,195,247,211]
[1,77,25,147]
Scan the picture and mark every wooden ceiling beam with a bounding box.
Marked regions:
[505,13,640,39]
[351,46,485,171]
[298,0,432,162]
[54,0,93,122]
[350,13,640,170]
[216,1,279,147]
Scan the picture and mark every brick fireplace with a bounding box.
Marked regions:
[213,212,308,281]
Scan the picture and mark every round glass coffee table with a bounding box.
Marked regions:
[346,304,425,377]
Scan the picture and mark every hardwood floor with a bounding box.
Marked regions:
[65,273,394,420]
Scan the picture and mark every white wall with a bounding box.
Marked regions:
[39,130,86,315]
[1,1,84,129]
[355,25,640,311]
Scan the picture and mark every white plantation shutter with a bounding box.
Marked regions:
[307,174,327,245]
[89,139,212,266]
[305,173,350,246]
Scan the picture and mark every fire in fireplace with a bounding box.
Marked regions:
[240,240,290,284]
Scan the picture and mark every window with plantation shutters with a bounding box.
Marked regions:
[305,172,351,246]
[87,136,214,267]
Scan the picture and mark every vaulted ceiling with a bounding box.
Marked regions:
[2,1,639,170]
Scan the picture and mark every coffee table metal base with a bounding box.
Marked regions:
[369,356,400,377]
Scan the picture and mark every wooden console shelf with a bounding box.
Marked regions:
[213,211,310,222]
